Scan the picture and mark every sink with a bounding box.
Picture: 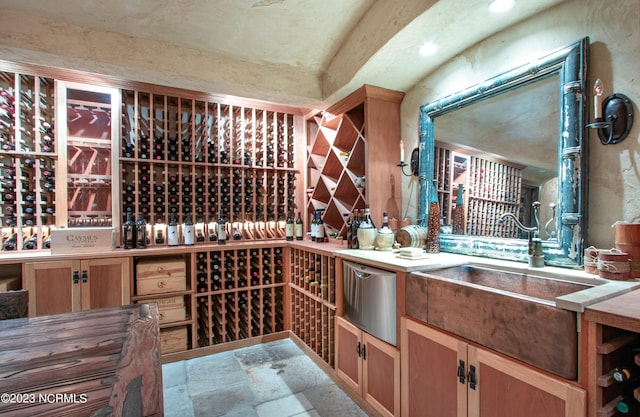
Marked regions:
[405,264,596,380]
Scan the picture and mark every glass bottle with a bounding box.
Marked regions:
[376,211,394,251]
[285,212,294,241]
[295,211,304,240]
[453,183,465,234]
[310,210,318,242]
[346,212,354,248]
[183,215,195,246]
[426,179,441,253]
[123,211,135,249]
[217,215,227,244]
[167,213,179,246]
[316,210,325,243]
[135,212,147,249]
[357,204,377,250]
[351,209,361,249]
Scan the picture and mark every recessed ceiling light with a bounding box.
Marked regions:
[489,0,514,13]
[419,42,438,56]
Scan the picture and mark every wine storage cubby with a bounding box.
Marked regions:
[0,70,56,251]
[121,89,298,246]
[195,247,286,347]
[434,141,523,238]
[306,110,366,240]
[290,247,336,367]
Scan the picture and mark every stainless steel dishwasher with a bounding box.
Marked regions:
[343,261,396,346]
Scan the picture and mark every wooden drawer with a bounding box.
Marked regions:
[146,296,186,324]
[136,257,186,295]
[160,326,188,354]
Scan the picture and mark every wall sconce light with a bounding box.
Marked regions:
[586,78,634,145]
[398,141,419,176]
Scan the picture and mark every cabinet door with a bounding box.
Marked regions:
[363,332,400,417]
[335,316,363,394]
[81,258,131,310]
[401,317,467,417]
[469,346,586,417]
[24,260,81,316]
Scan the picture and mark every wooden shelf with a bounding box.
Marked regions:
[289,247,336,366]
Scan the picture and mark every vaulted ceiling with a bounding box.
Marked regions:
[0,0,568,109]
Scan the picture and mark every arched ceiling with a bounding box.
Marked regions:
[0,0,568,109]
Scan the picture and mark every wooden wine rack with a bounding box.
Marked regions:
[306,109,366,239]
[0,70,56,251]
[290,246,336,366]
[434,142,523,238]
[195,247,286,347]
[120,89,298,245]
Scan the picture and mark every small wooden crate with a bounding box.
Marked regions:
[0,277,21,292]
[160,326,188,354]
[146,296,186,324]
[136,257,186,295]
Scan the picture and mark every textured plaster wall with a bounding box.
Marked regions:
[401,0,640,250]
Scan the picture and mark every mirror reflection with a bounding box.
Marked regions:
[435,75,559,240]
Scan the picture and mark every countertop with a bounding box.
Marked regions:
[584,289,640,332]
[334,248,640,313]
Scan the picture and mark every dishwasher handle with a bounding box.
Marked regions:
[354,270,372,280]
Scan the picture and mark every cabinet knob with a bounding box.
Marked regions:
[157,280,167,289]
[72,270,80,284]
[82,270,88,283]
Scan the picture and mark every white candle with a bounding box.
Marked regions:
[593,78,604,120]
[400,140,405,163]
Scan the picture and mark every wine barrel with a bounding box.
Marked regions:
[395,225,427,248]
[615,223,640,278]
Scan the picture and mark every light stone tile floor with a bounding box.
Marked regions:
[162,338,369,417]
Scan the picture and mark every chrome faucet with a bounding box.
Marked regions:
[496,212,544,267]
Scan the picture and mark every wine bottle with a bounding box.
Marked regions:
[123,212,136,249]
[357,204,376,249]
[295,211,303,241]
[351,209,361,249]
[168,213,179,246]
[346,212,354,248]
[184,215,195,246]
[316,210,325,243]
[135,212,147,248]
[285,212,294,241]
[310,210,318,242]
[2,233,17,251]
[23,233,37,250]
[217,216,227,244]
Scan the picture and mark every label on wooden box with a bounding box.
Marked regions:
[50,228,115,254]
[145,296,186,324]
[160,326,188,354]
[136,257,187,295]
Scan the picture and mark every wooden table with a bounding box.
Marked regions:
[0,304,163,417]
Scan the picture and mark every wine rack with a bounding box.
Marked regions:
[196,247,286,347]
[0,70,56,251]
[434,141,523,238]
[591,326,640,417]
[121,89,298,245]
[306,109,366,240]
[290,247,336,367]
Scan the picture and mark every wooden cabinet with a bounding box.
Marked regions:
[336,316,400,417]
[24,257,130,316]
[306,85,404,237]
[401,317,585,417]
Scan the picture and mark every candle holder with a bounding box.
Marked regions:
[587,93,634,145]
[398,147,420,176]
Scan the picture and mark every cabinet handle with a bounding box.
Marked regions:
[356,341,362,358]
[468,365,477,390]
[82,270,88,283]
[72,270,80,285]
[362,344,366,360]
[457,360,466,384]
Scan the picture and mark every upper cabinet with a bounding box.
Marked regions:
[306,85,404,237]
